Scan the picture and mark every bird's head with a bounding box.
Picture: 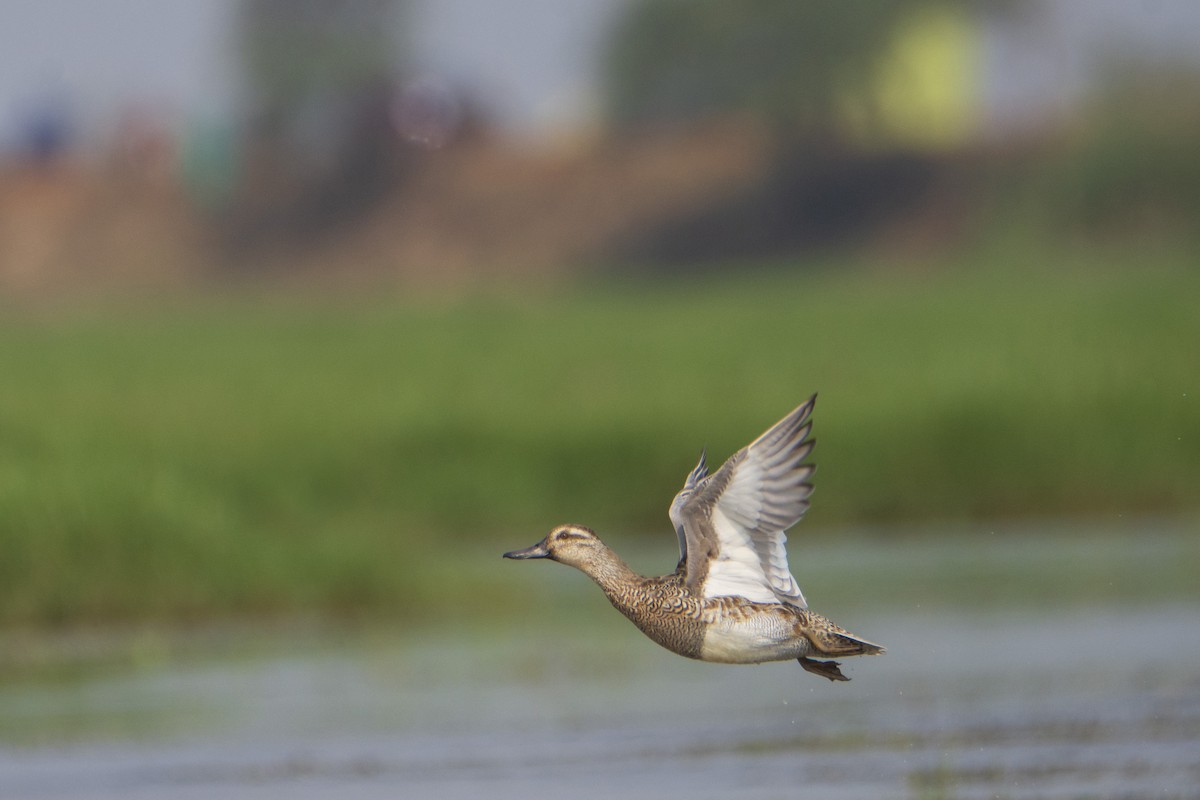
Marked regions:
[503,524,604,569]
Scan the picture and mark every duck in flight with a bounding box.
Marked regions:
[504,396,884,681]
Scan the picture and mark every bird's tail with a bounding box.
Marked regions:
[825,632,886,657]
[802,614,886,657]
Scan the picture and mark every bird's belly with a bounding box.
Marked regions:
[698,616,810,664]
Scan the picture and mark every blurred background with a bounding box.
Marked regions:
[0,1,1198,797]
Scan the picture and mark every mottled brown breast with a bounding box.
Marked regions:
[599,572,709,659]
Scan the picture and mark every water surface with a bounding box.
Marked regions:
[2,528,1198,799]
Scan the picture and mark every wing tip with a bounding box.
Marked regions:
[685,447,710,488]
[750,395,818,452]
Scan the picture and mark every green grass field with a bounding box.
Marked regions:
[1,245,1197,626]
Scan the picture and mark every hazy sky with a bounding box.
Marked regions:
[0,0,238,148]
[0,0,1196,152]
[408,0,629,137]
[0,0,628,150]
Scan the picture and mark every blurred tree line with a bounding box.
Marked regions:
[220,0,1196,269]
[605,0,989,144]
[599,0,1198,259]
[598,0,1011,262]
[1019,62,1200,240]
[223,0,408,254]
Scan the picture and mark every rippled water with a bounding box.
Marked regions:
[2,533,1198,799]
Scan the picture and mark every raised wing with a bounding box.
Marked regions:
[668,448,707,563]
[673,396,816,607]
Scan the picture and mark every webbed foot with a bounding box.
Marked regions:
[799,657,849,682]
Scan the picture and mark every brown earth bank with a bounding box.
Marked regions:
[0,121,972,296]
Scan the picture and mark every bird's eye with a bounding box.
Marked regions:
[556,531,585,541]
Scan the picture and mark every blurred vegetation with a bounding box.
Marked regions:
[0,243,1197,627]
[998,64,1200,243]
[604,0,1001,143]
[600,1,990,262]
[227,0,407,251]
[602,2,1199,262]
